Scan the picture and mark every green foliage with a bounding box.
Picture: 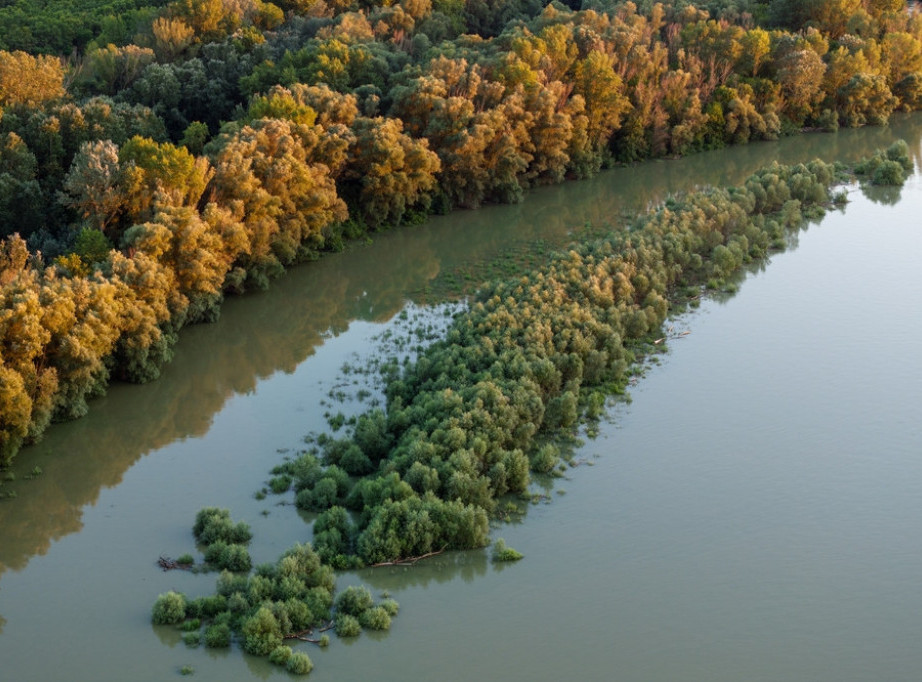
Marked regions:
[334,585,374,616]
[358,606,391,630]
[855,140,913,186]
[492,538,524,562]
[334,612,361,638]
[204,541,252,571]
[268,474,292,494]
[182,631,201,647]
[193,508,252,545]
[204,622,231,648]
[152,591,186,625]
[268,645,292,666]
[286,651,314,675]
[241,606,283,656]
[378,598,400,616]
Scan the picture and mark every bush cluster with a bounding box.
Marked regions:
[193,508,253,572]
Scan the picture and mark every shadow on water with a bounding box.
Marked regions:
[0,113,920,599]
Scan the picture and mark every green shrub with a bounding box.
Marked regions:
[176,553,195,566]
[227,591,249,613]
[204,542,252,572]
[334,613,361,637]
[204,623,232,648]
[216,570,248,595]
[359,606,391,631]
[529,444,559,473]
[182,631,201,647]
[492,538,524,562]
[871,160,906,186]
[152,591,186,625]
[335,585,374,616]
[269,475,292,494]
[241,606,283,656]
[303,586,334,622]
[378,598,400,616]
[179,619,201,631]
[193,508,252,545]
[286,651,314,675]
[268,645,293,666]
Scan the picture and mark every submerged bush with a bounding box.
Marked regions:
[359,606,391,631]
[241,606,283,656]
[193,508,252,546]
[204,542,252,572]
[378,598,400,617]
[152,591,186,625]
[492,538,524,562]
[204,623,231,648]
[286,651,314,675]
[334,586,374,616]
[334,613,361,637]
[268,645,293,666]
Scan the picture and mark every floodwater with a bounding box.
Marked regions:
[0,116,921,681]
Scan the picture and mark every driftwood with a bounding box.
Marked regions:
[370,547,446,568]
[158,555,192,571]
[284,629,321,643]
[284,621,333,644]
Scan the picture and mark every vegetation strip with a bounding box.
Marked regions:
[150,144,911,673]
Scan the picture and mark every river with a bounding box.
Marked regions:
[0,117,920,681]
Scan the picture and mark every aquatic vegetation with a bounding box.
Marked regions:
[204,623,231,648]
[334,586,374,617]
[193,508,252,546]
[151,591,186,625]
[150,150,908,674]
[358,606,392,631]
[492,539,524,562]
[855,141,915,185]
[286,651,314,675]
[334,613,361,638]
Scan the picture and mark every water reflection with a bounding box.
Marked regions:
[357,549,491,591]
[0,113,920,599]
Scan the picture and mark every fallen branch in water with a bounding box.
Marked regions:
[285,629,321,643]
[285,623,332,644]
[157,556,191,571]
[370,547,446,567]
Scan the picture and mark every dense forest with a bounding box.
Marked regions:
[1,0,920,466]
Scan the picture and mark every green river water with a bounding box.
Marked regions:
[0,116,920,681]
